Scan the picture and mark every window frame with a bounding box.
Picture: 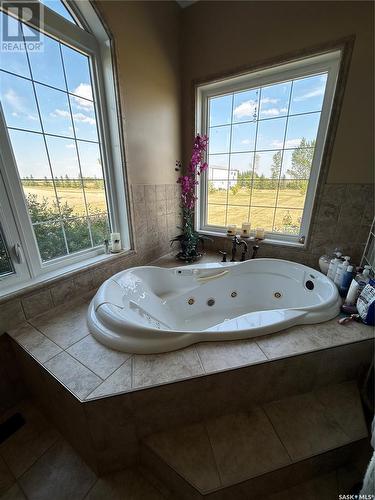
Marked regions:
[0,1,130,294]
[195,50,342,246]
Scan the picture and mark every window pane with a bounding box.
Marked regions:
[209,126,231,154]
[39,0,77,24]
[207,204,226,226]
[281,148,314,180]
[249,207,275,232]
[227,182,250,206]
[90,214,110,246]
[70,95,98,141]
[226,206,249,226]
[25,27,66,90]
[230,153,254,176]
[255,150,282,178]
[208,154,229,180]
[209,95,232,127]
[251,178,277,207]
[259,82,291,119]
[77,141,108,217]
[256,117,287,151]
[273,208,303,235]
[208,182,228,205]
[0,72,41,131]
[231,122,256,152]
[64,217,91,253]
[35,84,73,136]
[233,89,259,123]
[8,129,60,222]
[0,13,30,78]
[277,180,307,209]
[0,225,14,277]
[61,45,93,99]
[285,113,320,147]
[33,220,67,261]
[290,74,327,115]
[45,136,87,217]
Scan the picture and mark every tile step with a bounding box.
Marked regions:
[141,381,369,499]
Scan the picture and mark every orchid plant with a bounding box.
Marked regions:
[171,134,211,262]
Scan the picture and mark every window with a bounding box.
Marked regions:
[0,1,129,294]
[196,51,341,244]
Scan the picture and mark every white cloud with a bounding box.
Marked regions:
[51,108,95,126]
[233,99,257,119]
[73,112,95,125]
[294,87,324,102]
[271,138,302,148]
[72,83,94,110]
[241,139,251,145]
[5,89,38,120]
[65,143,76,149]
[260,97,279,105]
[261,107,287,117]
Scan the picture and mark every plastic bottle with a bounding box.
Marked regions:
[344,267,371,306]
[334,256,351,287]
[327,251,342,281]
[339,265,354,297]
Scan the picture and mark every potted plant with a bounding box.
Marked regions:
[171,134,212,262]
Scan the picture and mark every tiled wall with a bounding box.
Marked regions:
[205,183,373,269]
[0,183,181,333]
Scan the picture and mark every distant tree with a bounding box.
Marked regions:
[287,138,315,184]
[270,150,282,189]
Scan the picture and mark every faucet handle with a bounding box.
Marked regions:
[219,250,227,263]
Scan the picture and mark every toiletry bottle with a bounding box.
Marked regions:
[327,251,342,280]
[344,267,371,306]
[339,265,354,297]
[334,256,350,287]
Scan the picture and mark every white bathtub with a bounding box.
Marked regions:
[88,259,341,354]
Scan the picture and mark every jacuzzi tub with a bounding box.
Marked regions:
[88,259,341,354]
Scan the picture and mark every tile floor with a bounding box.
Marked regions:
[0,399,367,500]
[7,298,374,402]
[144,381,368,494]
[0,401,165,500]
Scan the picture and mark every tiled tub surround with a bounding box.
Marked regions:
[7,298,374,402]
[204,183,374,268]
[0,183,181,333]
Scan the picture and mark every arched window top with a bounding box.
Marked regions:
[39,0,77,25]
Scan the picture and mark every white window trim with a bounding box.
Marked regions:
[195,50,342,247]
[0,1,130,296]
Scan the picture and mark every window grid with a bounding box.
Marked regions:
[1,19,110,262]
[206,77,324,236]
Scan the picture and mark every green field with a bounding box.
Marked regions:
[207,187,305,232]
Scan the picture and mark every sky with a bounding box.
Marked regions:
[0,7,102,179]
[208,73,327,178]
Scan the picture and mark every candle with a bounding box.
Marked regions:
[110,232,122,253]
[241,222,251,238]
[255,227,265,239]
[227,224,237,236]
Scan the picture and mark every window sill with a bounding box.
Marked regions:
[199,229,307,249]
[0,249,132,303]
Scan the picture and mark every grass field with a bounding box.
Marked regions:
[207,188,305,232]
[23,184,107,216]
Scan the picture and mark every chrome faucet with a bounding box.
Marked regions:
[230,235,248,262]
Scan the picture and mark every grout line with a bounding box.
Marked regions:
[194,346,206,374]
[254,340,270,360]
[261,405,294,463]
[17,436,60,484]
[203,422,224,487]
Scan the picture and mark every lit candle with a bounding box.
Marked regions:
[227,224,237,236]
[241,222,251,238]
[110,232,122,253]
[255,227,265,239]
